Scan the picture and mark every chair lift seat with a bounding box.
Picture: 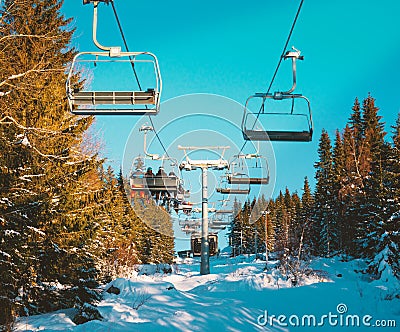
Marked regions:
[210,220,230,226]
[243,129,312,142]
[180,220,201,227]
[227,175,269,185]
[130,177,145,191]
[209,225,226,231]
[182,227,197,233]
[216,188,250,195]
[215,209,233,214]
[146,176,179,193]
[71,90,157,106]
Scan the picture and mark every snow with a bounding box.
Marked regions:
[19,174,45,182]
[5,229,20,237]
[0,197,12,206]
[26,226,46,236]
[0,250,11,258]
[14,256,399,331]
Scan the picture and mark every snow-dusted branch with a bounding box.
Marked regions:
[0,33,60,43]
[0,115,71,135]
[0,68,63,89]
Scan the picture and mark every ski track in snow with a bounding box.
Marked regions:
[14,256,399,332]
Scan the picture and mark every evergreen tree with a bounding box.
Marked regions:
[297,177,314,257]
[340,124,364,256]
[228,198,243,256]
[252,195,274,257]
[332,130,347,252]
[274,191,289,253]
[288,191,301,252]
[365,112,400,280]
[0,0,103,326]
[356,95,389,258]
[312,130,337,256]
[240,201,254,254]
[349,97,363,150]
[131,195,175,264]
[93,167,142,281]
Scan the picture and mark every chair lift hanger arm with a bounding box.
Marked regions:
[83,0,120,54]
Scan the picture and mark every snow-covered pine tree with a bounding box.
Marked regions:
[0,0,104,326]
[228,198,242,256]
[274,191,289,253]
[365,112,400,281]
[356,96,390,259]
[332,130,347,253]
[130,192,175,264]
[228,199,255,255]
[240,200,254,254]
[288,191,301,254]
[93,167,144,281]
[251,195,274,256]
[339,124,364,256]
[297,177,314,258]
[312,130,338,257]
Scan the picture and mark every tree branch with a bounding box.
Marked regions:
[0,68,63,89]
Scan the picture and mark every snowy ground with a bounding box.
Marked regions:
[15,255,399,331]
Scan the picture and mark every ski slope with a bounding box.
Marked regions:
[15,255,399,331]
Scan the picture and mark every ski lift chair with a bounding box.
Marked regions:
[67,52,162,115]
[227,154,270,185]
[241,47,313,142]
[191,233,218,256]
[67,0,162,115]
[216,175,250,195]
[242,93,313,142]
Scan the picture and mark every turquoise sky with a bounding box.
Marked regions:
[62,0,400,195]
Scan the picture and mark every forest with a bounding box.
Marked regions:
[0,1,173,329]
[0,0,399,331]
[230,96,399,285]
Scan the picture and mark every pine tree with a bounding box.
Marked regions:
[229,198,244,256]
[274,191,289,253]
[356,95,389,258]
[0,0,104,326]
[288,191,301,252]
[349,97,363,151]
[128,171,176,264]
[93,167,142,281]
[365,112,400,280]
[339,124,364,256]
[312,130,338,256]
[332,130,347,253]
[298,177,314,257]
[251,195,274,257]
[240,201,254,254]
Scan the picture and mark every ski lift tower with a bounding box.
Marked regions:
[178,145,230,275]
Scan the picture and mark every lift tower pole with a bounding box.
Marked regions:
[178,145,230,275]
[200,166,209,275]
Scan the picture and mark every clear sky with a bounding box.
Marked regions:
[61,0,400,250]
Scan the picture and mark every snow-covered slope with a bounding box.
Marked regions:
[15,256,399,331]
